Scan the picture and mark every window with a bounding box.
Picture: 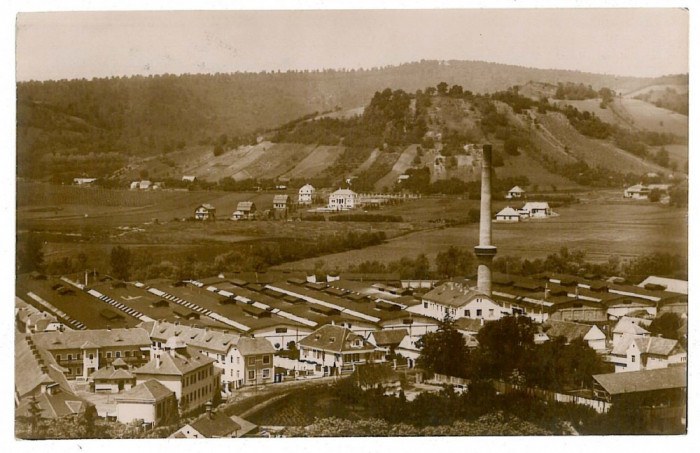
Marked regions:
[275,327,288,334]
[423,302,428,309]
[248,370,256,380]
[631,355,636,363]
[56,354,62,361]
[88,353,94,360]
[262,368,270,378]
[248,357,256,366]
[116,351,121,358]
[464,310,470,317]
[125,351,131,358]
[476,309,482,317]
[444,307,449,314]
[263,355,270,365]
[67,354,73,361]
[106,352,112,358]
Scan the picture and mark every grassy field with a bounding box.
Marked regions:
[275,191,687,270]
[18,181,686,278]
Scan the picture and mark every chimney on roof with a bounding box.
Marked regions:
[474,144,497,297]
[156,354,161,369]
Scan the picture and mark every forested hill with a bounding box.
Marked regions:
[17,59,685,180]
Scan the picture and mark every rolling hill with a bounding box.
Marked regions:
[17,60,686,182]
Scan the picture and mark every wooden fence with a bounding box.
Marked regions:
[492,380,611,413]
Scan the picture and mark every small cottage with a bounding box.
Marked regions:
[195,204,216,221]
[298,184,315,205]
[505,186,525,199]
[495,206,521,222]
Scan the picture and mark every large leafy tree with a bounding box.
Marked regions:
[417,316,470,378]
[17,232,44,273]
[110,246,132,281]
[474,315,535,379]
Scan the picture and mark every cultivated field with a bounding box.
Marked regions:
[275,191,687,270]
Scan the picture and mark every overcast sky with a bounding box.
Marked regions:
[15,8,689,81]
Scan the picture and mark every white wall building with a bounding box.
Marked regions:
[298,184,315,205]
[329,188,358,210]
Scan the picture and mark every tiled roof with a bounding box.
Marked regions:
[544,320,595,343]
[422,283,482,307]
[454,318,486,333]
[116,379,175,403]
[496,207,520,217]
[32,328,151,351]
[16,390,93,419]
[189,411,242,438]
[133,347,215,376]
[593,366,687,395]
[298,324,375,353]
[139,321,240,354]
[613,317,650,335]
[370,329,408,347]
[612,334,681,356]
[273,194,289,203]
[237,337,275,356]
[15,332,72,399]
[237,201,255,212]
[91,366,134,381]
[522,202,550,210]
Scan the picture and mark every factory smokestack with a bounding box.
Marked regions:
[474,144,497,296]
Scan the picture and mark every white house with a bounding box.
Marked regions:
[139,321,275,392]
[73,178,97,186]
[297,324,385,375]
[115,379,177,427]
[505,186,525,199]
[624,184,650,199]
[298,184,315,205]
[329,188,358,210]
[612,317,651,349]
[182,175,197,183]
[610,334,687,373]
[194,204,216,221]
[232,201,257,220]
[519,202,552,218]
[408,282,506,321]
[495,206,521,222]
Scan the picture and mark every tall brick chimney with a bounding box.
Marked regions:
[474,144,497,296]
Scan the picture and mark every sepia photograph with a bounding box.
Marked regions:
[10,1,691,443]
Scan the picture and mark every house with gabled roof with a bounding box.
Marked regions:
[519,201,552,218]
[90,357,136,393]
[273,194,289,210]
[115,379,177,427]
[232,201,257,220]
[298,184,315,205]
[612,316,651,348]
[195,204,216,221]
[495,206,521,222]
[410,281,506,322]
[505,186,525,199]
[171,406,258,438]
[139,320,273,391]
[298,324,385,375]
[609,334,686,373]
[131,339,220,412]
[542,320,607,351]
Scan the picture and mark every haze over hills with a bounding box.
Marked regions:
[16,59,687,185]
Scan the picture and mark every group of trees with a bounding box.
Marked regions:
[418,316,607,393]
